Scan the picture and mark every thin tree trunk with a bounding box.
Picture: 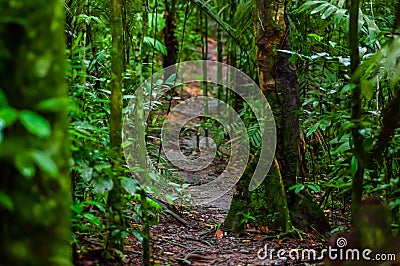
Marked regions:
[348,0,364,218]
[163,0,178,68]
[106,0,125,261]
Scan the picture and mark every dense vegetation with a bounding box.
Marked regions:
[1,0,400,265]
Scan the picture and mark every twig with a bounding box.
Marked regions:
[152,197,193,228]
[162,209,193,228]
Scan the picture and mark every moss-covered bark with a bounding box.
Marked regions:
[0,1,71,265]
[225,0,329,233]
[106,0,126,261]
[224,159,291,232]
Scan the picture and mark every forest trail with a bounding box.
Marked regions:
[123,51,326,265]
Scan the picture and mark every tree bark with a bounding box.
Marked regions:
[225,0,329,233]
[348,0,364,218]
[163,0,178,68]
[0,1,71,264]
[106,0,125,261]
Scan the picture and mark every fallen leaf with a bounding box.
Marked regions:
[259,225,269,233]
[215,229,224,239]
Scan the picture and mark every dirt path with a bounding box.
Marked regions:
[125,203,326,265]
[124,83,327,265]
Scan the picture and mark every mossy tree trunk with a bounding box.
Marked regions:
[225,0,329,233]
[0,1,71,265]
[224,159,292,232]
[106,0,126,262]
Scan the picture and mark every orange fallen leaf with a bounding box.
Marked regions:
[258,225,269,233]
[215,229,224,239]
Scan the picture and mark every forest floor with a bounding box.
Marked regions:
[121,81,350,265]
[124,195,349,266]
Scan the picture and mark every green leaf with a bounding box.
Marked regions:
[165,73,177,86]
[143,36,167,55]
[121,177,137,195]
[84,200,105,212]
[334,9,347,25]
[19,110,51,138]
[360,79,373,100]
[311,3,329,15]
[132,231,143,243]
[289,184,305,193]
[0,192,13,210]
[350,156,358,177]
[295,184,305,193]
[14,152,35,179]
[389,199,400,209]
[35,97,69,112]
[92,177,113,194]
[332,142,350,154]
[83,213,100,226]
[0,106,18,126]
[294,1,325,14]
[341,83,356,94]
[308,33,324,42]
[321,6,336,19]
[80,167,93,183]
[307,183,321,193]
[324,68,336,83]
[306,123,319,137]
[31,150,58,178]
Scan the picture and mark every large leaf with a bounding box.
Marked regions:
[80,167,93,183]
[360,79,373,100]
[19,110,51,138]
[31,150,58,178]
[35,97,69,112]
[92,177,113,194]
[121,177,137,195]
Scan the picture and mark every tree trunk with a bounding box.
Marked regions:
[163,0,178,68]
[348,0,364,219]
[225,0,329,233]
[106,0,125,261]
[0,1,71,265]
